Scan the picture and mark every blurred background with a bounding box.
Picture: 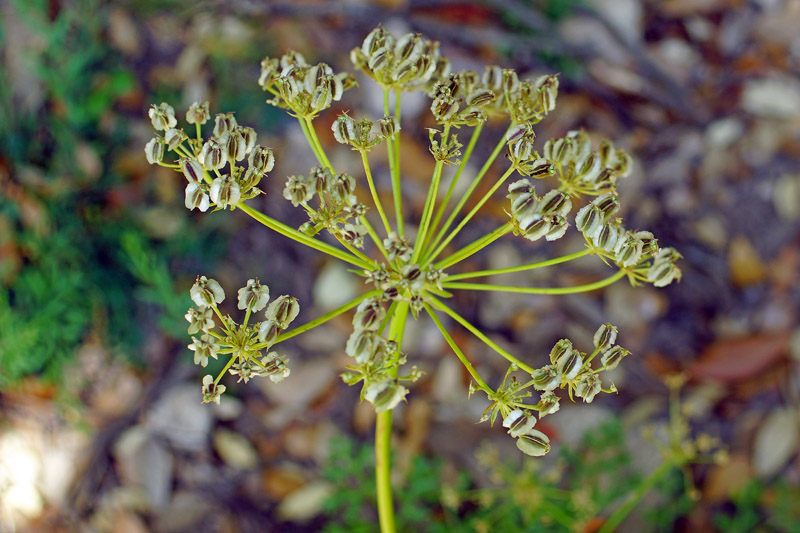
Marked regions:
[1,0,799,531]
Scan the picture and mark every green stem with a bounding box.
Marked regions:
[441,269,626,295]
[425,166,516,265]
[384,88,404,237]
[413,124,450,262]
[214,355,237,386]
[443,248,592,281]
[237,203,372,269]
[598,460,676,533]
[361,150,392,236]
[425,127,510,259]
[423,122,484,253]
[298,117,328,170]
[434,224,512,270]
[428,295,536,375]
[424,303,492,393]
[305,117,334,172]
[376,409,395,533]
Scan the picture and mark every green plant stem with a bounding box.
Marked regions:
[422,122,484,252]
[376,409,395,533]
[304,116,334,172]
[443,248,592,281]
[260,290,379,349]
[425,166,516,265]
[375,301,409,533]
[214,355,237,386]
[334,233,375,266]
[428,295,536,375]
[413,125,450,262]
[434,224,513,270]
[361,150,392,235]
[598,460,676,533]
[424,303,492,393]
[384,88,403,236]
[441,269,626,295]
[298,117,328,170]
[424,127,510,259]
[237,203,372,269]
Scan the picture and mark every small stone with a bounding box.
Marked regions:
[112,426,173,510]
[753,408,800,478]
[213,429,259,470]
[277,481,335,522]
[742,78,800,120]
[728,236,766,287]
[153,491,212,533]
[312,261,360,312]
[705,118,744,150]
[773,174,800,222]
[147,384,213,452]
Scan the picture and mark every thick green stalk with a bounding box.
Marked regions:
[434,224,512,270]
[361,150,392,235]
[441,269,626,295]
[424,303,492,393]
[413,125,450,262]
[428,295,536,375]
[443,248,592,281]
[425,166,516,265]
[237,203,372,269]
[298,117,329,170]
[384,88,404,236]
[376,301,409,533]
[422,122,484,253]
[376,410,395,533]
[598,460,675,533]
[304,117,334,172]
[425,127,510,257]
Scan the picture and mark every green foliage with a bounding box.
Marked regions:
[712,480,800,533]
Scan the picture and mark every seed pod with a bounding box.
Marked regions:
[647,257,681,287]
[346,330,379,363]
[164,128,186,151]
[575,204,604,239]
[384,233,412,262]
[311,84,332,113]
[508,138,534,161]
[238,127,257,154]
[576,152,602,183]
[601,345,630,370]
[353,298,385,331]
[592,223,619,252]
[431,95,459,122]
[534,74,559,113]
[457,107,485,126]
[598,140,617,167]
[575,372,601,403]
[516,429,551,456]
[186,100,210,125]
[508,178,534,200]
[532,365,559,391]
[266,295,300,329]
[184,182,210,212]
[521,158,554,179]
[330,173,357,206]
[520,216,551,242]
[506,123,530,144]
[149,103,177,131]
[537,391,560,417]
[402,264,425,291]
[593,323,618,351]
[180,158,204,183]
[225,130,247,161]
[368,47,390,72]
[262,352,291,383]
[144,137,164,164]
[555,347,583,381]
[540,190,571,217]
[213,113,238,138]
[633,231,658,256]
[393,58,419,84]
[185,307,214,335]
[209,175,241,209]
[241,168,263,191]
[361,26,386,56]
[201,374,226,405]
[482,65,503,91]
[502,69,520,96]
[550,138,576,165]
[190,276,225,308]
[467,88,495,107]
[199,139,228,170]
[237,278,270,312]
[615,234,644,268]
[258,320,281,345]
[592,193,619,219]
[283,175,314,207]
[364,379,408,412]
[249,146,275,173]
[545,216,568,241]
[333,114,357,144]
[503,409,537,438]
[378,116,400,139]
[549,339,573,365]
[341,223,367,248]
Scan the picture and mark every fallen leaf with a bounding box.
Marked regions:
[728,236,767,287]
[752,408,800,478]
[690,333,790,383]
